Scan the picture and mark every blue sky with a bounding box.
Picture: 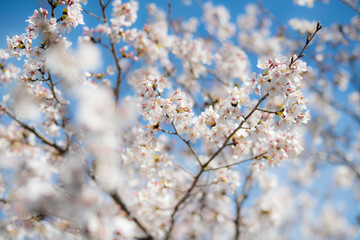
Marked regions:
[1,0,357,79]
[0,0,356,50]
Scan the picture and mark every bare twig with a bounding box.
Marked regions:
[204,152,267,171]
[159,128,176,135]
[234,171,253,240]
[47,0,56,18]
[45,71,71,149]
[168,2,178,35]
[206,67,227,85]
[99,0,123,102]
[340,0,360,15]
[173,162,196,178]
[311,86,360,125]
[46,71,63,105]
[104,0,112,9]
[289,21,322,67]
[82,8,105,21]
[171,121,203,168]
[256,0,286,31]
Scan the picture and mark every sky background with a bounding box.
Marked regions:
[0,0,357,50]
[1,0,357,95]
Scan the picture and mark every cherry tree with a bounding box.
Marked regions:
[0,0,359,239]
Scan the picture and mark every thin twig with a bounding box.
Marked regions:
[204,152,267,172]
[171,121,203,168]
[173,162,196,178]
[159,128,176,135]
[168,2,178,35]
[340,0,360,14]
[206,67,227,85]
[202,93,269,169]
[104,0,112,9]
[82,8,106,21]
[47,0,56,18]
[257,108,284,115]
[311,86,360,125]
[46,71,63,105]
[87,171,153,239]
[234,171,253,240]
[256,0,286,31]
[99,0,123,102]
[46,71,71,149]
[97,41,112,51]
[289,21,322,67]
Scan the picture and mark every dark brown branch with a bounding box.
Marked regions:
[46,71,63,105]
[168,2,178,35]
[99,0,123,102]
[1,106,67,155]
[349,56,360,92]
[45,71,71,149]
[256,0,285,31]
[94,38,112,51]
[87,171,153,239]
[110,193,153,240]
[202,93,269,169]
[104,0,112,9]
[164,93,269,240]
[206,67,227,85]
[289,21,322,67]
[234,171,253,240]
[47,0,56,18]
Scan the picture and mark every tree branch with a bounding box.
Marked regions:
[289,21,322,67]
[234,171,253,240]
[110,193,153,240]
[99,0,123,102]
[87,171,153,239]
[1,106,67,155]
[164,93,269,240]
[204,152,267,172]
[82,8,106,21]
[168,2,179,35]
[170,121,203,168]
[340,0,360,15]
